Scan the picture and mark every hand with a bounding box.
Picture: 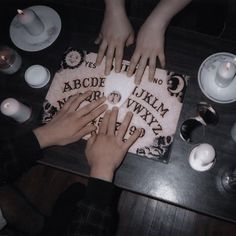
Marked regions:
[127,0,192,84]
[95,1,134,75]
[85,107,141,182]
[33,91,107,148]
[127,17,166,84]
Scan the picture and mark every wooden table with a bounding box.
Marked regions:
[1,1,236,224]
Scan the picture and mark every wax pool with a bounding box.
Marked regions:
[0,46,22,74]
[215,62,236,88]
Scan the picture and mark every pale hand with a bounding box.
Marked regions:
[128,17,166,84]
[95,6,134,75]
[33,91,107,148]
[85,107,141,182]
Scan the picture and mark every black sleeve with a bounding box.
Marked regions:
[0,131,43,184]
[66,177,120,236]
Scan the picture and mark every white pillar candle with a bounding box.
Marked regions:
[231,122,236,142]
[24,65,50,88]
[0,98,31,123]
[17,8,44,36]
[0,46,22,74]
[215,62,236,88]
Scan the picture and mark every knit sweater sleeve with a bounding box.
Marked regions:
[0,131,43,184]
[66,177,120,236]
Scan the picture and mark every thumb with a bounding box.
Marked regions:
[126,34,134,47]
[158,52,165,69]
[87,131,97,146]
[94,34,102,45]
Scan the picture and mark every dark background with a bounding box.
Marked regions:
[0,1,236,234]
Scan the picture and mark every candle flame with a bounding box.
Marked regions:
[17,9,24,15]
[226,62,231,70]
[4,103,10,109]
[0,55,6,61]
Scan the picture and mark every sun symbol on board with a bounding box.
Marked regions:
[61,48,85,69]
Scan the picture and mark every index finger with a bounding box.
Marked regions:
[98,110,111,134]
[63,91,92,111]
[148,55,156,82]
[134,55,148,84]
[96,40,108,66]
[127,51,140,77]
[158,51,165,68]
[115,44,124,73]
[117,111,133,140]
[77,96,106,117]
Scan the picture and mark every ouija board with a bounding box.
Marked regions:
[42,48,189,163]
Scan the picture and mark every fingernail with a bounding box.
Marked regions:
[138,128,143,136]
[115,68,120,73]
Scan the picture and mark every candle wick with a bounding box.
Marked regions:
[4,103,10,109]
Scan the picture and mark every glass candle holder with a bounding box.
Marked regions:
[231,122,236,142]
[0,46,22,74]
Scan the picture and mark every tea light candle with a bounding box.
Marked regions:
[215,62,236,88]
[0,98,31,123]
[0,46,22,74]
[24,65,50,88]
[17,8,44,36]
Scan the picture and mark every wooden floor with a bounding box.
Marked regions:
[9,164,236,236]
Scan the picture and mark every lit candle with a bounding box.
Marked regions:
[215,62,236,88]
[24,65,50,88]
[0,98,31,123]
[0,46,22,74]
[17,8,44,36]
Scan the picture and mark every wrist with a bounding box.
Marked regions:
[105,0,125,9]
[105,0,125,13]
[90,166,114,182]
[146,10,169,32]
[33,126,53,149]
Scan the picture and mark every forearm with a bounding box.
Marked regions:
[104,0,127,19]
[148,0,192,29]
[104,0,125,10]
